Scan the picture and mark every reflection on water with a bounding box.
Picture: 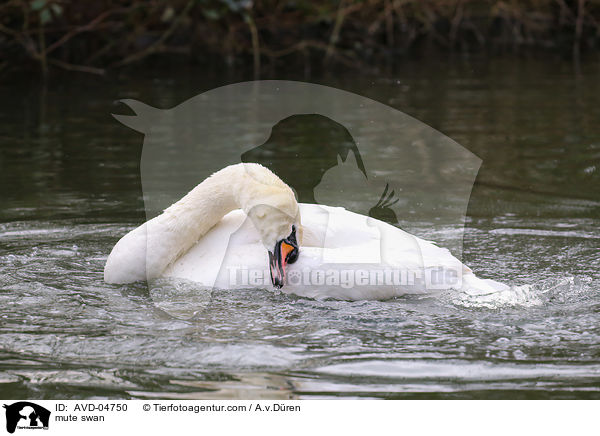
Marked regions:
[1,57,599,399]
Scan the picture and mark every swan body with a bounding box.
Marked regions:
[104,163,299,284]
[105,163,508,300]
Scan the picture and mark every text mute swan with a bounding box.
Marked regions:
[104,163,508,300]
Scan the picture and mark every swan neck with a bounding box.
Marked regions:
[146,163,296,279]
[167,164,245,238]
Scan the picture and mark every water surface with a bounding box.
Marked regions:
[1,57,599,399]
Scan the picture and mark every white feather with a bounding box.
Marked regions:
[105,163,507,300]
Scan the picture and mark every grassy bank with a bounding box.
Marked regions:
[0,0,599,76]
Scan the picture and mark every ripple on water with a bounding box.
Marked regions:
[1,218,599,399]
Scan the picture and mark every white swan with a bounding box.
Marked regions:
[104,163,508,300]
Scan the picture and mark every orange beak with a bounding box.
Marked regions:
[269,240,298,288]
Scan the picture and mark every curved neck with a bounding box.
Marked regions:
[145,163,293,279]
[166,164,243,238]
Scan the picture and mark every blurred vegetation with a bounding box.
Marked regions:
[0,0,598,76]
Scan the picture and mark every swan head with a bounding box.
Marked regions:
[245,201,301,289]
[268,224,300,289]
[239,165,302,288]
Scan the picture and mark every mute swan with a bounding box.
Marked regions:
[104,163,508,300]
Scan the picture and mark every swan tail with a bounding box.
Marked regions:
[459,272,510,296]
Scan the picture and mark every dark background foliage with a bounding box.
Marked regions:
[0,0,599,76]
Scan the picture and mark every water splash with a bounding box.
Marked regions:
[447,276,594,309]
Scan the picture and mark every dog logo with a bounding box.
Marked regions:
[3,402,50,434]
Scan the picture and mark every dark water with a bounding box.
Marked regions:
[1,57,599,399]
